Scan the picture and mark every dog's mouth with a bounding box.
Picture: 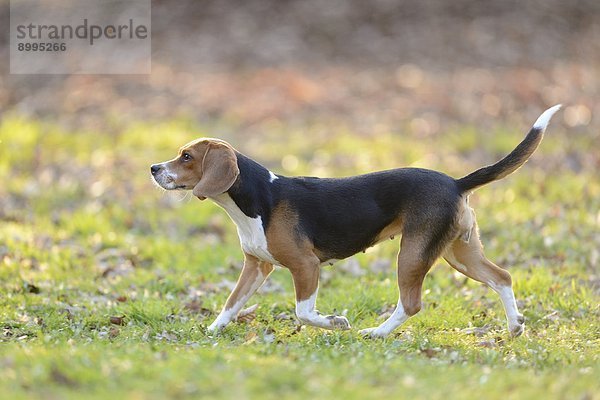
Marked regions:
[151,167,192,191]
[152,173,180,190]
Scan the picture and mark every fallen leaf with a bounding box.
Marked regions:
[237,304,258,323]
[542,310,560,322]
[274,312,293,321]
[420,348,440,358]
[50,366,78,387]
[243,331,258,344]
[461,324,492,337]
[109,316,125,325]
[23,282,40,294]
[109,327,120,338]
[184,300,213,317]
[377,304,396,320]
[477,339,496,348]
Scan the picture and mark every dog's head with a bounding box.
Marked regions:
[151,138,240,200]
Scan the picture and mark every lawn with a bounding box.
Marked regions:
[0,114,598,399]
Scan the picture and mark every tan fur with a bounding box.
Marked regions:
[396,234,432,316]
[157,138,239,199]
[266,202,321,301]
[374,217,404,244]
[443,222,512,288]
[455,198,475,242]
[192,142,239,199]
[223,253,274,310]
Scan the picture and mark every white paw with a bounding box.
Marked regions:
[327,315,351,330]
[206,322,224,334]
[358,327,388,338]
[509,315,525,337]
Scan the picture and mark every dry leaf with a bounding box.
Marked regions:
[420,348,440,358]
[50,366,78,387]
[243,331,258,344]
[183,300,212,317]
[477,339,496,348]
[236,304,258,323]
[23,282,40,294]
[274,312,293,321]
[461,324,492,337]
[109,327,120,338]
[109,316,125,325]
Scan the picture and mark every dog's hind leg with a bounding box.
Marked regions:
[360,234,443,338]
[443,222,525,337]
[207,253,273,333]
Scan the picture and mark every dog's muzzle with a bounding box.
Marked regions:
[150,164,162,176]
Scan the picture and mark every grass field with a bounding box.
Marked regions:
[0,113,598,399]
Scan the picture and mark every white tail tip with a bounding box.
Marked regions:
[533,104,562,130]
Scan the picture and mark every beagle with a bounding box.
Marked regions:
[151,105,561,338]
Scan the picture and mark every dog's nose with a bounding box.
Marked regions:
[151,164,161,175]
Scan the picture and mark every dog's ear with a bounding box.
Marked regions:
[193,142,240,200]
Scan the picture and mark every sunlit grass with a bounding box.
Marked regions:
[0,116,598,399]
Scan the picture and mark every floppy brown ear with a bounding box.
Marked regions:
[193,142,240,200]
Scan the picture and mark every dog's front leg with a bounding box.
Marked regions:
[207,254,273,333]
[289,258,351,330]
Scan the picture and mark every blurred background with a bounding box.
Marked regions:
[1,0,598,139]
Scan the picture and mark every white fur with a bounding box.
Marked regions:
[152,163,179,190]
[295,291,320,325]
[211,193,279,265]
[269,171,278,182]
[497,285,520,321]
[491,283,522,328]
[207,305,238,332]
[533,104,562,130]
[296,290,350,329]
[208,271,266,332]
[359,298,409,338]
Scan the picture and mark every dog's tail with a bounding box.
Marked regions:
[455,105,562,193]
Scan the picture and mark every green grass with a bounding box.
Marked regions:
[0,115,598,399]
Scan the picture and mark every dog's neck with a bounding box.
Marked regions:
[220,152,275,224]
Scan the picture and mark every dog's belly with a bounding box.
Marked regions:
[308,214,400,261]
[212,194,279,265]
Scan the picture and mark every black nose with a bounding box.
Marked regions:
[151,164,161,175]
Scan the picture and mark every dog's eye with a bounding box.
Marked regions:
[181,153,192,162]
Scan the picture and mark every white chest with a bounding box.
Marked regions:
[211,194,279,265]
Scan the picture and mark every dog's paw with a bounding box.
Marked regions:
[509,315,525,337]
[206,322,224,335]
[326,315,351,330]
[358,327,387,339]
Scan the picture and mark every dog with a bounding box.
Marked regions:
[151,105,561,338]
